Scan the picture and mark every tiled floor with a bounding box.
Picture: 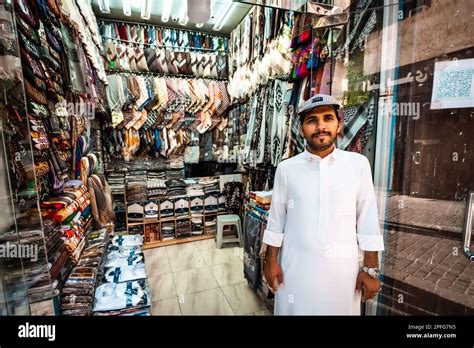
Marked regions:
[144,238,271,315]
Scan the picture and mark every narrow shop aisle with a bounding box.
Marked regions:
[144,239,272,315]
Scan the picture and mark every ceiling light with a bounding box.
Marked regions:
[141,0,152,20]
[131,0,143,8]
[98,0,111,13]
[178,2,188,25]
[196,23,204,28]
[213,1,237,31]
[162,0,173,22]
[123,0,131,16]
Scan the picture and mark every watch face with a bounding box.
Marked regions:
[370,269,380,278]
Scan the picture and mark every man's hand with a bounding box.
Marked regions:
[263,259,284,292]
[356,271,381,302]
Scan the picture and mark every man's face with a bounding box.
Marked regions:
[300,106,341,152]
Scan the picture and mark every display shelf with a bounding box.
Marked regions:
[143,233,215,249]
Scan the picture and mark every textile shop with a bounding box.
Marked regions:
[0,0,379,316]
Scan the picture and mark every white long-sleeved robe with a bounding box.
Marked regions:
[262,148,384,315]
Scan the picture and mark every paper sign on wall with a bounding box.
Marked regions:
[431,58,474,109]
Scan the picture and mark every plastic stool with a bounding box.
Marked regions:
[216,214,242,249]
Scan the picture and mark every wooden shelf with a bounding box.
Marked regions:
[143,233,215,249]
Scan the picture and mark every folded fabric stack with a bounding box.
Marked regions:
[147,171,166,180]
[40,183,91,223]
[161,223,175,241]
[218,194,226,212]
[201,178,220,195]
[146,178,168,199]
[184,179,205,197]
[191,218,204,235]
[176,220,191,238]
[61,229,109,316]
[166,168,185,180]
[107,172,126,195]
[204,218,217,234]
[165,179,187,198]
[126,181,147,203]
[43,219,71,290]
[93,235,151,316]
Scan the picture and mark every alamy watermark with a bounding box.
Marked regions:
[379,101,421,120]
[55,100,95,119]
[0,242,38,262]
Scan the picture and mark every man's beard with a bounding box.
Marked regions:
[306,131,336,152]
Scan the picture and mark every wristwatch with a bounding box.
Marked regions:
[362,267,381,280]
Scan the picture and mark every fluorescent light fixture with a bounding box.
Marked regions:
[123,0,132,16]
[213,1,237,31]
[131,0,143,8]
[178,2,188,25]
[98,0,111,13]
[162,0,173,22]
[196,23,204,28]
[141,0,152,20]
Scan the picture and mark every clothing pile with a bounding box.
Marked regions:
[93,235,151,316]
[165,179,187,198]
[161,223,175,241]
[191,218,204,235]
[107,172,126,195]
[185,179,205,197]
[126,180,147,203]
[176,220,191,238]
[204,217,217,235]
[146,178,167,199]
[61,229,109,316]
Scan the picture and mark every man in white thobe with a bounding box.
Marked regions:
[263,94,384,315]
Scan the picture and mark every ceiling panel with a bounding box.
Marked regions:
[92,0,253,35]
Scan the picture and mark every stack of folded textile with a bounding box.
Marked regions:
[41,181,93,264]
[165,179,187,198]
[107,171,126,195]
[204,217,217,234]
[61,229,109,316]
[126,181,147,203]
[184,179,205,197]
[191,218,204,235]
[200,178,220,195]
[43,219,70,289]
[93,235,151,316]
[166,168,185,180]
[176,220,191,238]
[146,178,168,199]
[161,223,175,241]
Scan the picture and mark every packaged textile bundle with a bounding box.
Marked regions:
[190,196,204,217]
[111,234,143,248]
[93,279,151,314]
[61,229,109,316]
